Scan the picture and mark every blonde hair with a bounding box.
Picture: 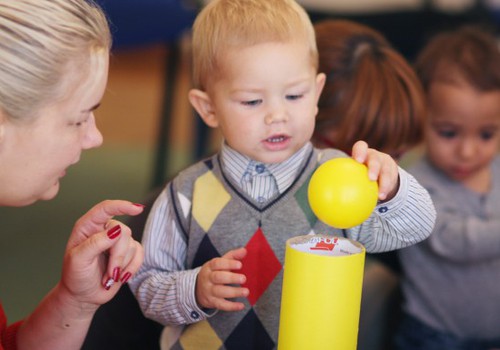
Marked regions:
[191,0,318,90]
[0,0,111,121]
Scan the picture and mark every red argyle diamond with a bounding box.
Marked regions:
[240,227,282,305]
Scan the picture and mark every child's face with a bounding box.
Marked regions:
[201,41,325,164]
[425,81,500,189]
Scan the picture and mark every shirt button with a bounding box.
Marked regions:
[255,164,265,174]
[378,206,388,213]
[190,311,200,319]
[257,196,266,203]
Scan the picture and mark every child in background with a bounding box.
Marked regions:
[312,19,429,350]
[395,26,500,350]
[129,0,436,348]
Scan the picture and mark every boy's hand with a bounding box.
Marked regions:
[196,247,249,311]
[351,140,399,201]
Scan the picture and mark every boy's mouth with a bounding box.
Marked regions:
[266,135,287,143]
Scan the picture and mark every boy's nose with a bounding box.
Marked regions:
[458,138,477,159]
[265,106,288,124]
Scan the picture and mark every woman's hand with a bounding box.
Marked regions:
[59,200,145,310]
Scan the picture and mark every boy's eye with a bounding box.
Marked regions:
[242,99,262,106]
[436,128,457,139]
[286,94,303,101]
[480,130,495,141]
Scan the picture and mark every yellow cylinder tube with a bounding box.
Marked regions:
[278,234,365,350]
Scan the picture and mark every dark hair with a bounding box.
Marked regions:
[416,25,500,92]
[313,19,426,156]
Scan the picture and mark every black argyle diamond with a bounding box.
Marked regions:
[192,235,220,268]
[225,309,275,350]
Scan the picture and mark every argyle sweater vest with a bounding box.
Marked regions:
[168,148,345,350]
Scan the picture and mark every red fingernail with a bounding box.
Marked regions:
[120,272,132,284]
[107,225,121,239]
[104,277,115,290]
[133,203,145,208]
[112,267,121,282]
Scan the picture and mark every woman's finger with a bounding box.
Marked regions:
[71,223,123,266]
[118,241,144,284]
[70,200,144,245]
[103,220,131,282]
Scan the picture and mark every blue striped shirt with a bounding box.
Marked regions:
[129,142,436,327]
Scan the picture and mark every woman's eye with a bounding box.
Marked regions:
[72,116,90,127]
[242,99,262,106]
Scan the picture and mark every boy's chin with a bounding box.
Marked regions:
[253,153,294,164]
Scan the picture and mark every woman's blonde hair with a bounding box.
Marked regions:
[0,0,111,121]
[314,19,426,156]
[191,0,318,90]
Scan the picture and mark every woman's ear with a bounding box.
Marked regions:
[0,110,6,144]
[188,89,219,128]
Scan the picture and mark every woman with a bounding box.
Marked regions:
[313,19,426,159]
[0,1,144,349]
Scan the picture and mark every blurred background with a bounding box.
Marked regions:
[0,0,498,330]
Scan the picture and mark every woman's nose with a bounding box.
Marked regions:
[82,115,103,149]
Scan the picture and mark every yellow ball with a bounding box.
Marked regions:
[308,158,379,229]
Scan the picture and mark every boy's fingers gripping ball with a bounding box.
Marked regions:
[308,158,379,229]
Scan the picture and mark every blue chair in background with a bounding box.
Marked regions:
[96,0,198,49]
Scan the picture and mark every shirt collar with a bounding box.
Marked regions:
[220,142,313,193]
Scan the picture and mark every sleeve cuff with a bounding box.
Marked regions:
[179,267,217,323]
[375,167,408,216]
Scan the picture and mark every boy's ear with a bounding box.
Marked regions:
[313,73,327,116]
[315,73,326,101]
[188,89,219,128]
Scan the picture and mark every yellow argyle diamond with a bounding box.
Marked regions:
[179,320,223,350]
[192,171,231,231]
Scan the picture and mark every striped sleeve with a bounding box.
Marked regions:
[128,187,210,325]
[346,167,436,253]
